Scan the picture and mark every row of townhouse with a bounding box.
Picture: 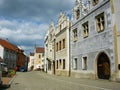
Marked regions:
[28,47,44,71]
[44,0,120,82]
[0,38,28,70]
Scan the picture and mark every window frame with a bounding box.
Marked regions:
[82,57,87,70]
[63,39,65,49]
[73,28,78,42]
[74,58,77,70]
[82,21,89,38]
[63,59,65,69]
[95,12,105,32]
[76,9,80,20]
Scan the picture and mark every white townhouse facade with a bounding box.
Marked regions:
[28,52,34,71]
[33,47,44,70]
[70,0,120,81]
[55,12,71,76]
[44,21,56,74]
[0,38,17,69]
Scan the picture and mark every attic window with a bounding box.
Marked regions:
[92,0,99,6]
[76,9,80,20]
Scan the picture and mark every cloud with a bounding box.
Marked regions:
[0,0,74,54]
[0,0,74,23]
[0,19,49,54]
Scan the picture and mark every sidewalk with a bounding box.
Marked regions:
[1,76,15,87]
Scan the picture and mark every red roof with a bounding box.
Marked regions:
[0,38,19,52]
[36,47,44,53]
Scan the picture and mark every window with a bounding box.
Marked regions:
[56,43,58,51]
[82,21,89,38]
[59,59,62,69]
[63,59,65,69]
[60,24,62,30]
[76,9,80,20]
[56,60,58,69]
[48,61,51,70]
[73,28,78,42]
[63,39,65,49]
[92,0,99,6]
[82,57,87,70]
[59,41,61,50]
[74,58,77,70]
[39,55,41,58]
[96,13,105,32]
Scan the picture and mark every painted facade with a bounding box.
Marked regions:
[0,38,17,69]
[28,52,34,71]
[34,47,44,70]
[55,12,70,76]
[44,22,55,74]
[70,0,120,81]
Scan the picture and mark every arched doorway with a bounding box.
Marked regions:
[97,52,110,80]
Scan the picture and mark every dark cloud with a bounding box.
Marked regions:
[0,0,74,54]
[0,0,74,23]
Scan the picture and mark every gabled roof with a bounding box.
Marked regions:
[0,38,18,52]
[35,47,44,53]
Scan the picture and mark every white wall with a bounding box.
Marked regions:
[0,45,4,59]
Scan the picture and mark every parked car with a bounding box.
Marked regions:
[19,67,25,72]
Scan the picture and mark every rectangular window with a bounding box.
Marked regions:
[63,59,65,69]
[59,59,62,69]
[56,60,58,69]
[96,12,105,32]
[76,9,80,20]
[63,39,65,49]
[74,58,77,70]
[39,55,41,58]
[59,41,61,50]
[82,57,87,70]
[48,61,51,70]
[73,28,78,42]
[92,0,99,6]
[56,43,58,51]
[82,21,89,38]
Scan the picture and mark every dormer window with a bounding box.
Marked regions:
[92,0,99,6]
[76,9,80,20]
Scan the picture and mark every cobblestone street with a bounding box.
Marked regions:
[0,71,119,90]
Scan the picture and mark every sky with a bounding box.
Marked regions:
[0,0,74,55]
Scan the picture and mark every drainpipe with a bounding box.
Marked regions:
[54,38,56,75]
[69,22,71,77]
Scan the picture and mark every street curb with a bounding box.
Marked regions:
[2,74,16,88]
[8,74,16,85]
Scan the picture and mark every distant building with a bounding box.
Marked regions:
[28,52,34,71]
[34,47,44,70]
[70,0,120,81]
[16,49,26,68]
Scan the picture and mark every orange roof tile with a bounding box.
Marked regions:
[36,47,44,53]
[0,38,19,52]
